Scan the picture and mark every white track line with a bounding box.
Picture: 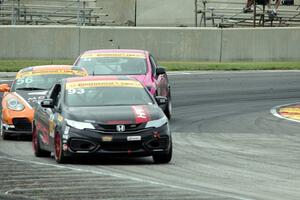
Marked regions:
[270,102,300,124]
[0,156,253,200]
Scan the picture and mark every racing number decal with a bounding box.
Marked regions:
[132,106,151,123]
[67,88,85,95]
[16,77,33,85]
[49,114,55,138]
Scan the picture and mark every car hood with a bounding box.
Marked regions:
[64,105,164,125]
[14,90,47,107]
[128,75,147,85]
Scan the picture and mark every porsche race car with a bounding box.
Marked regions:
[0,65,88,139]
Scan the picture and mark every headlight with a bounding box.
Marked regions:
[65,119,95,130]
[7,98,25,111]
[145,115,168,128]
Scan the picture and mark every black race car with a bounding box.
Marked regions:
[32,76,172,164]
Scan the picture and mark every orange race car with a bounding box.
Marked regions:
[0,65,88,140]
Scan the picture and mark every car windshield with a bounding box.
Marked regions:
[11,74,79,91]
[76,57,147,75]
[65,83,153,107]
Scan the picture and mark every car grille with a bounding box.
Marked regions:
[12,118,32,131]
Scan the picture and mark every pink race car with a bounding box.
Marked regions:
[74,49,172,119]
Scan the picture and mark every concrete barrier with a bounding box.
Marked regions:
[221,27,300,61]
[0,26,300,62]
[79,27,221,61]
[0,26,80,59]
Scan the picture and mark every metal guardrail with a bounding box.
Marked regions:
[195,0,300,27]
[0,0,112,26]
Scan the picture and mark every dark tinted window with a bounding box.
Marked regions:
[11,74,78,91]
[65,86,153,107]
[77,57,147,75]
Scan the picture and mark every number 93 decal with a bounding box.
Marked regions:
[67,88,85,95]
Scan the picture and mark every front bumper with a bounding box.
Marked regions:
[2,122,32,136]
[62,124,171,157]
[2,107,34,136]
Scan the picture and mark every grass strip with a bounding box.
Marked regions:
[161,61,300,71]
[0,60,300,72]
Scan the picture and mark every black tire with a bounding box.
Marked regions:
[164,91,172,119]
[153,143,172,164]
[1,121,10,140]
[54,132,68,164]
[32,125,51,157]
[1,130,9,140]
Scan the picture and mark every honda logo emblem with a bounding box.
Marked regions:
[116,125,125,132]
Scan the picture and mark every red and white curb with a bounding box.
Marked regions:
[270,102,300,123]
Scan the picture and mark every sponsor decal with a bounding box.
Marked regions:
[27,96,45,103]
[64,126,70,135]
[81,53,146,59]
[36,121,49,145]
[66,80,143,89]
[16,70,87,79]
[127,136,141,141]
[132,106,151,124]
[102,136,113,142]
[57,114,64,122]
[49,114,55,138]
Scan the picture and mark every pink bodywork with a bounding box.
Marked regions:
[74,49,157,95]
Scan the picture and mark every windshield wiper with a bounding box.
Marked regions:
[16,87,46,91]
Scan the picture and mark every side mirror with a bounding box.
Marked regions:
[155,96,168,106]
[156,67,166,75]
[0,84,10,92]
[41,99,54,108]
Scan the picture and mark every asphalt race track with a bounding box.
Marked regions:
[1,71,300,200]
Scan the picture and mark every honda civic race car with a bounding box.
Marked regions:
[33,76,172,164]
[74,49,172,119]
[0,65,88,140]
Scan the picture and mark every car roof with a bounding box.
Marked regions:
[82,49,148,55]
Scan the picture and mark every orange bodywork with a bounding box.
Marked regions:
[0,65,88,131]
[1,92,34,125]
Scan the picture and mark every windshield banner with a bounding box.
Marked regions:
[66,80,143,89]
[17,70,87,79]
[81,53,146,59]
